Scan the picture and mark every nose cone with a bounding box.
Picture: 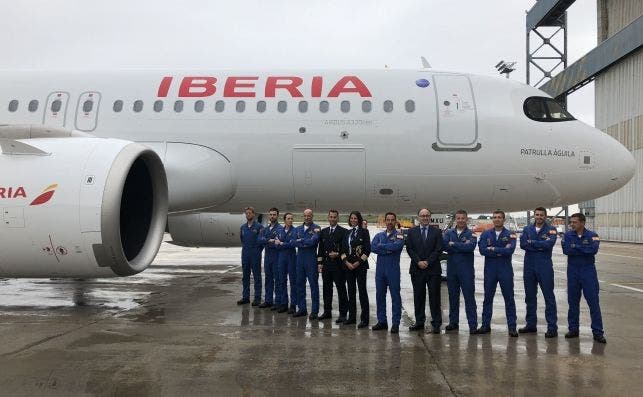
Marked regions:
[607,138,636,189]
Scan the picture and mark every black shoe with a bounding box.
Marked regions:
[270,305,278,311]
[409,323,425,331]
[237,299,250,305]
[277,306,288,313]
[445,324,459,331]
[593,334,607,344]
[259,302,272,309]
[470,328,478,335]
[545,330,558,338]
[390,325,399,334]
[431,326,441,334]
[519,326,537,334]
[372,322,388,331]
[318,312,332,320]
[288,305,296,314]
[565,330,579,339]
[476,326,491,334]
[309,313,318,321]
[509,329,519,337]
[251,300,261,306]
[293,311,308,318]
[335,317,346,324]
[343,318,356,325]
[357,322,369,329]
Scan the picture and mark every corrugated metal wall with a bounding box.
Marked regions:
[594,0,643,242]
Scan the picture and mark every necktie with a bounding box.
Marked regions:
[422,227,427,241]
[330,227,334,236]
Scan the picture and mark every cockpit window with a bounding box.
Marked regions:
[524,97,575,122]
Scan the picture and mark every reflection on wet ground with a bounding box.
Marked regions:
[0,233,641,395]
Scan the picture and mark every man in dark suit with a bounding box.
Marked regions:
[406,208,444,333]
[317,209,348,322]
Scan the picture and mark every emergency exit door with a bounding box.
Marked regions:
[43,92,69,128]
[432,74,480,150]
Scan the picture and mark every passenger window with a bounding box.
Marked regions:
[341,101,350,113]
[298,101,308,113]
[174,100,184,113]
[51,99,62,113]
[8,100,18,112]
[523,97,575,122]
[194,100,204,112]
[28,100,39,112]
[154,100,164,112]
[215,100,225,112]
[257,100,266,113]
[362,100,372,113]
[383,100,393,113]
[278,101,287,113]
[405,100,415,113]
[319,101,329,113]
[113,100,123,112]
[83,100,93,113]
[236,100,245,112]
[133,100,143,113]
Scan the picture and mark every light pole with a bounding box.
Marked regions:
[495,60,517,79]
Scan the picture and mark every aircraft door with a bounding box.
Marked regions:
[75,92,101,132]
[43,92,70,128]
[292,145,365,208]
[432,74,480,151]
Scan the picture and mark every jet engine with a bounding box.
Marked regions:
[0,136,168,277]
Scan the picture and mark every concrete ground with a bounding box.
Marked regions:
[0,233,642,396]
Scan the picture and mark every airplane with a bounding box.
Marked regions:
[0,69,635,278]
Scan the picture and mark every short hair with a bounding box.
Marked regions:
[534,207,547,215]
[283,212,293,220]
[244,206,255,214]
[384,212,397,220]
[492,210,506,219]
[571,213,586,222]
[455,209,468,217]
[269,207,279,214]
[348,211,364,228]
[328,209,339,216]
[418,208,431,215]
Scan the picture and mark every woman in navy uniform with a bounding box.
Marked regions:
[341,211,371,328]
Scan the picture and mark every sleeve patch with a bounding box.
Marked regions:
[592,236,600,241]
[510,234,517,239]
[549,229,557,235]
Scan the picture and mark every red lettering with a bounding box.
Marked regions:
[327,76,372,97]
[265,77,304,98]
[0,188,4,198]
[178,77,217,97]
[311,76,323,98]
[14,186,26,198]
[157,76,172,97]
[224,77,258,97]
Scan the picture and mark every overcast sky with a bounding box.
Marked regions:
[1,0,597,123]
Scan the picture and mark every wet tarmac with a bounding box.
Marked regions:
[0,234,642,396]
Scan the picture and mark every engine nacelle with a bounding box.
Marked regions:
[168,212,258,247]
[0,137,168,277]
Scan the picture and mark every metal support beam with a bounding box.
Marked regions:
[539,14,643,99]
[527,0,577,30]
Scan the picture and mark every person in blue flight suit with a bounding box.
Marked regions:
[292,208,321,320]
[275,212,296,313]
[371,212,405,334]
[257,207,280,309]
[238,207,264,306]
[443,209,478,334]
[562,212,606,344]
[477,210,518,337]
[519,207,558,338]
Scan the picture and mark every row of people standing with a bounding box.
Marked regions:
[238,206,605,343]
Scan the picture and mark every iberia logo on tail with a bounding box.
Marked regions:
[30,184,58,206]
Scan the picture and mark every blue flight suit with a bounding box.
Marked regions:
[293,223,321,314]
[371,229,405,326]
[520,223,558,331]
[478,228,517,330]
[276,225,297,309]
[443,227,478,330]
[240,221,264,302]
[561,229,604,336]
[258,222,280,305]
